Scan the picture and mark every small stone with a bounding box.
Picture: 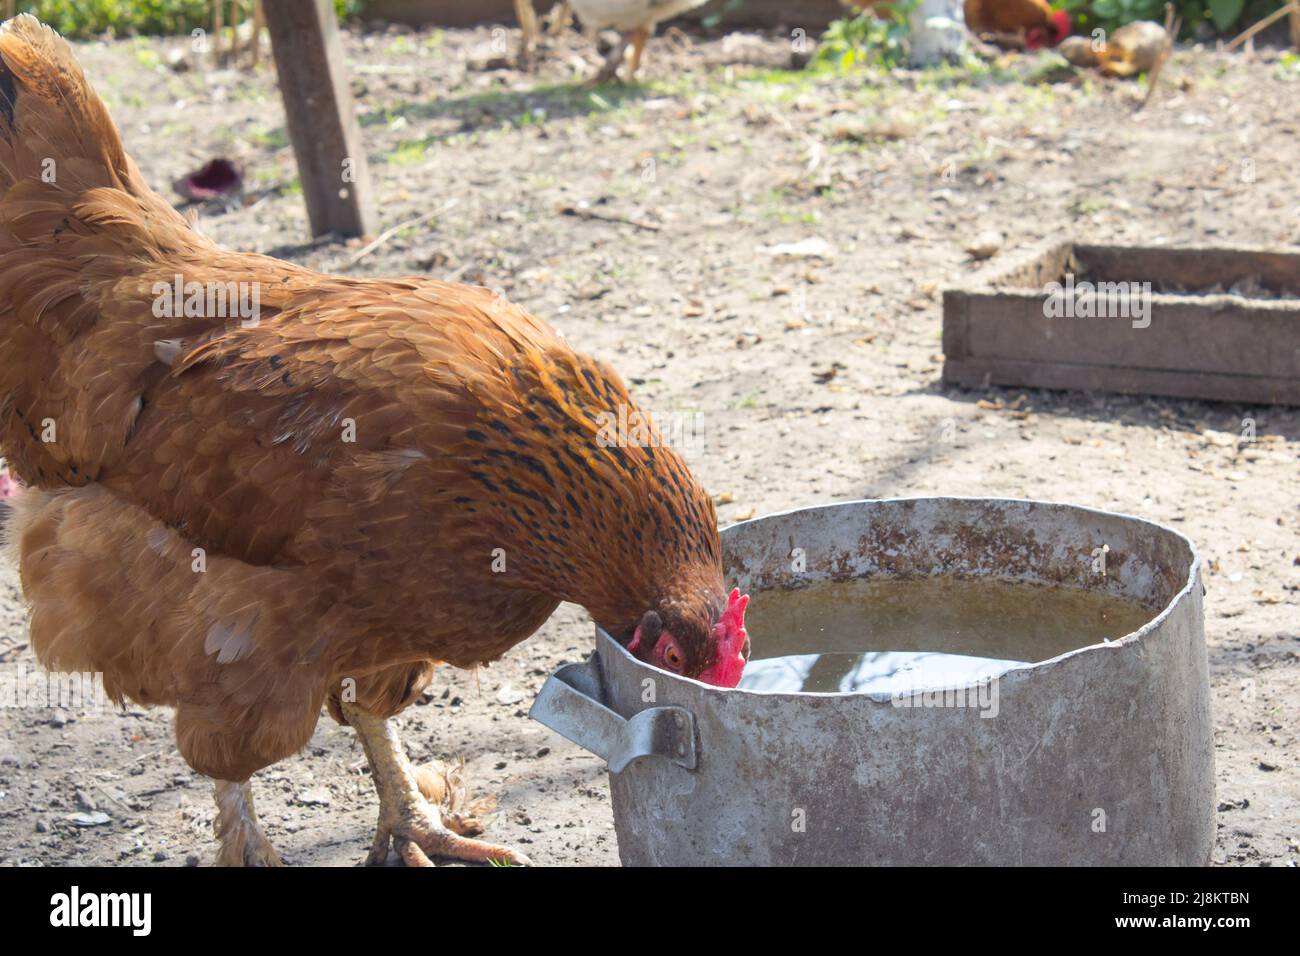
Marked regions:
[296,788,331,806]
[763,237,836,260]
[495,684,525,706]
[153,850,168,862]
[965,230,1003,260]
[67,811,111,827]
[34,819,48,833]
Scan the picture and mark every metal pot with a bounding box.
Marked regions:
[530,497,1214,865]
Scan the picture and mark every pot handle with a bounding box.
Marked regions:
[529,655,697,773]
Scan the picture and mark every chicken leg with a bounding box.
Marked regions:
[591,32,631,84]
[546,1,572,35]
[514,0,540,68]
[342,701,531,867]
[625,26,651,78]
[213,780,284,867]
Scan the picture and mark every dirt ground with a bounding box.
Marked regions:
[0,23,1296,867]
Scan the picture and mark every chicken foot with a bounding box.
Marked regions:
[590,32,631,84]
[213,780,284,867]
[342,701,531,867]
[545,1,572,35]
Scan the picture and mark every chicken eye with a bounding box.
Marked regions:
[663,643,684,670]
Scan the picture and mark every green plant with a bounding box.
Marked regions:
[813,1,919,72]
[1059,0,1286,37]
[10,0,365,39]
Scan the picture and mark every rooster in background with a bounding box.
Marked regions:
[568,0,712,82]
[843,0,1070,49]
[963,0,1070,48]
[0,15,748,867]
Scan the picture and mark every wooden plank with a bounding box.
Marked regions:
[942,357,1300,407]
[1074,244,1300,296]
[940,289,971,361]
[942,241,1300,406]
[961,294,1299,379]
[263,0,377,238]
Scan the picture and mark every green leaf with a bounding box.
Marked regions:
[1207,0,1246,31]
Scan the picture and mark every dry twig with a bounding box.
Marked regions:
[1225,2,1300,51]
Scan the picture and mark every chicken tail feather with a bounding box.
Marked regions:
[0,14,143,195]
[0,15,214,489]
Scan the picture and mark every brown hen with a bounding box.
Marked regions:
[843,0,1070,48]
[0,15,747,867]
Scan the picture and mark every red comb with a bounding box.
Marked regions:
[697,587,749,688]
[720,587,748,634]
[1051,10,1070,42]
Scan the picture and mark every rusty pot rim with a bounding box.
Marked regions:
[596,495,1202,700]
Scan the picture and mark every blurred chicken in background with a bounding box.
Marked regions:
[844,0,1070,49]
[1058,19,1171,76]
[963,0,1070,47]
[513,0,572,66]
[568,0,712,81]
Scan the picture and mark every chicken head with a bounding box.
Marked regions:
[627,587,750,688]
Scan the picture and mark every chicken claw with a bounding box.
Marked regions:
[373,795,530,868]
[413,758,497,837]
[213,780,284,867]
[343,702,530,867]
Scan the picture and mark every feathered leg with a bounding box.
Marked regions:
[213,780,284,867]
[412,757,498,837]
[342,701,530,866]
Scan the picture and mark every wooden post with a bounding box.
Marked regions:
[263,0,376,238]
[252,0,264,67]
[230,0,241,64]
[212,0,223,65]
